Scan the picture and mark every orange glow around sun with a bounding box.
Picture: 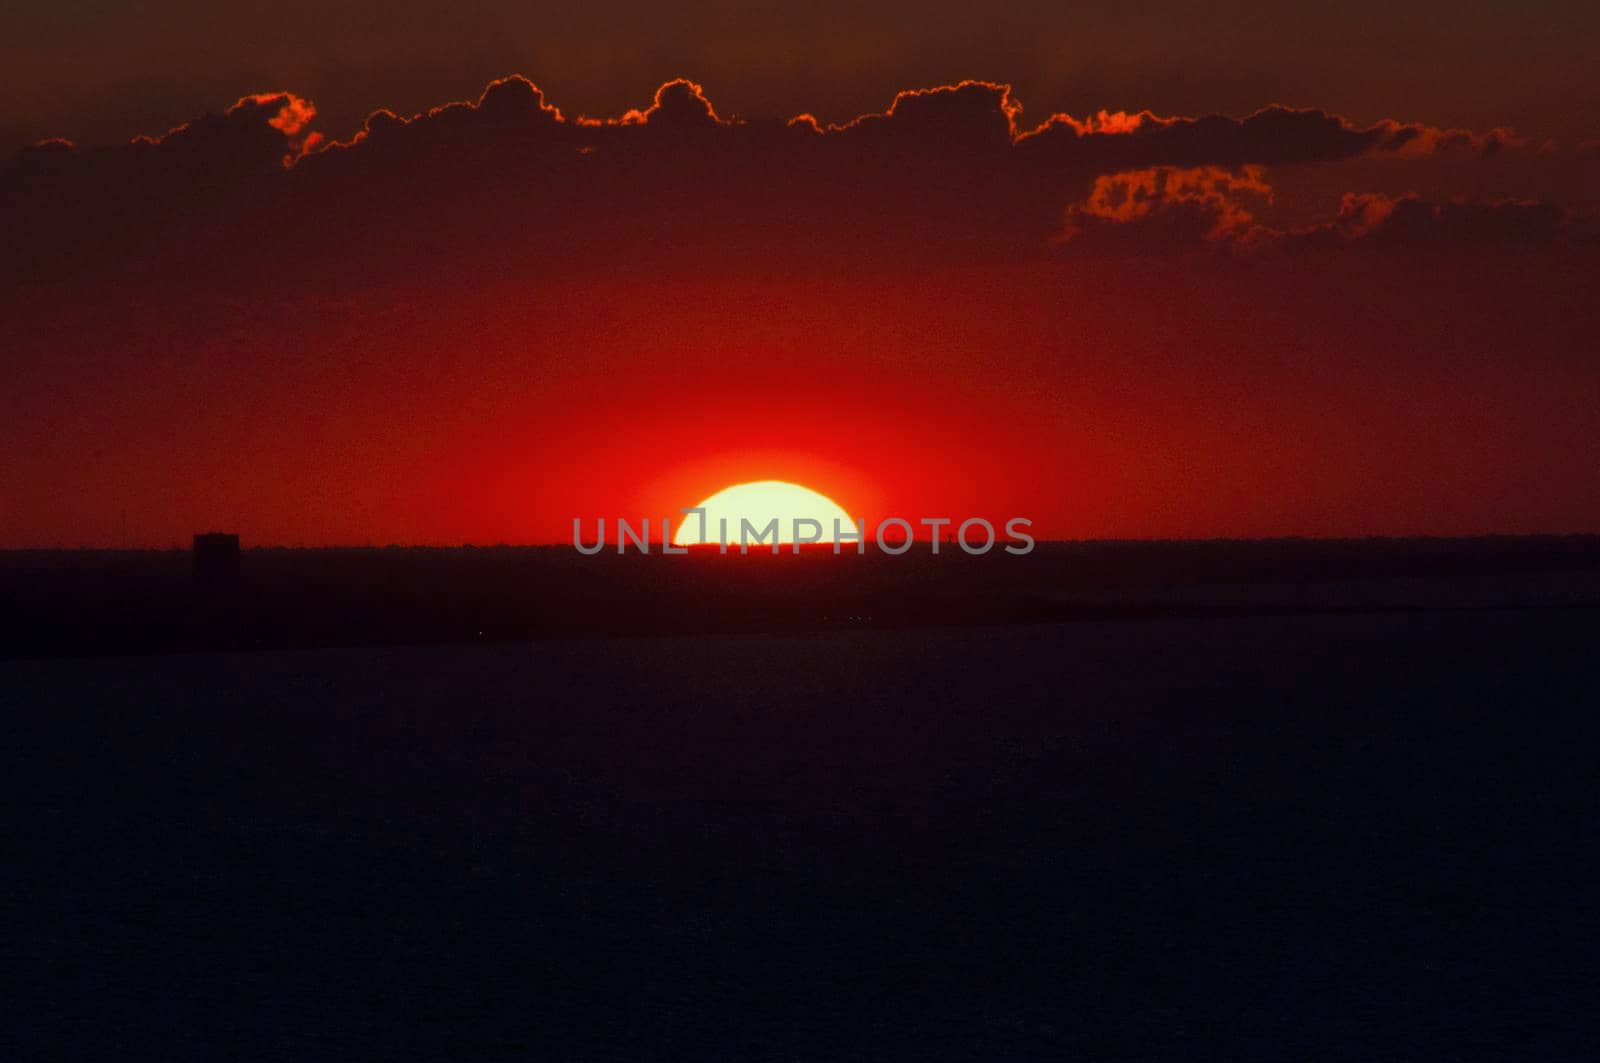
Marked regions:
[673,481,857,546]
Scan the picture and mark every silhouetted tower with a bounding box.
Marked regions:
[193,533,241,592]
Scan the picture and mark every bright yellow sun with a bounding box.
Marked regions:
[673,480,856,547]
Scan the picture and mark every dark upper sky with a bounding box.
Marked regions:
[5,0,1597,154]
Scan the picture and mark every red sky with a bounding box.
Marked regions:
[3,60,1598,546]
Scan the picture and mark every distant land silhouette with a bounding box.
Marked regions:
[4,535,1599,658]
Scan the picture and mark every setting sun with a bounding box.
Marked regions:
[674,481,856,547]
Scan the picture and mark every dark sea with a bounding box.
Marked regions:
[4,610,1596,1058]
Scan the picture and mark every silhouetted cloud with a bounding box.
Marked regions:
[0,76,1588,297]
[1016,105,1512,169]
[1305,193,1571,247]
[1060,166,1276,246]
[1059,164,1582,252]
